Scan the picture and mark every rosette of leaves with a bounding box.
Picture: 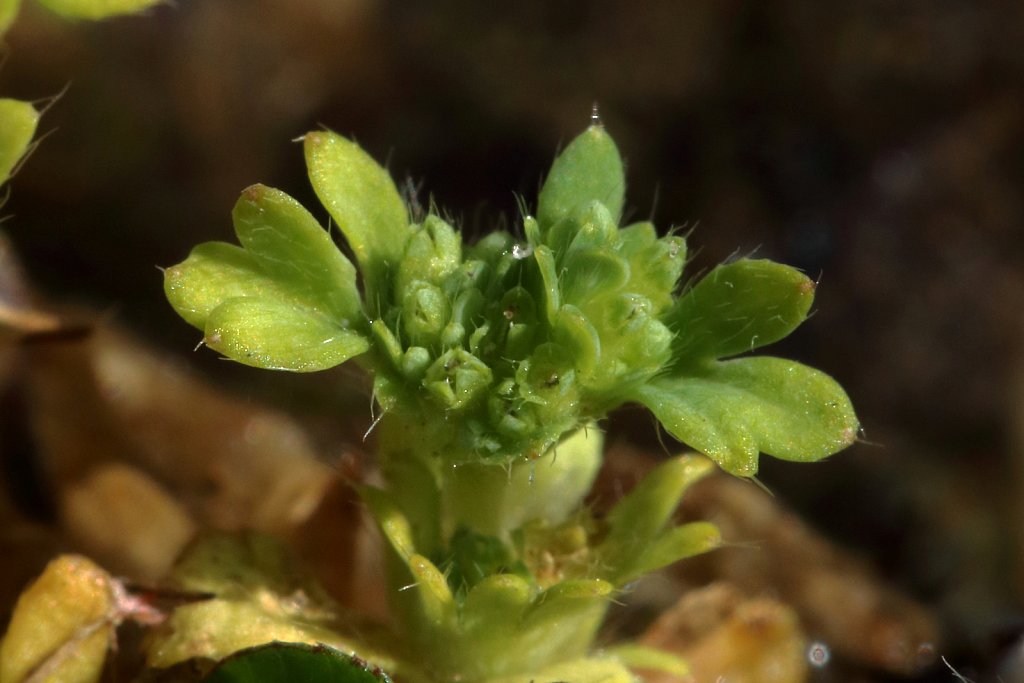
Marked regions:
[163,124,857,681]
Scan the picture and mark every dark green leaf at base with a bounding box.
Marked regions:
[203,643,390,683]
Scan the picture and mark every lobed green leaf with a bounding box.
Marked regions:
[633,356,859,476]
[232,184,362,324]
[304,131,410,311]
[165,242,268,329]
[537,125,624,230]
[165,186,368,372]
[665,259,816,366]
[204,297,368,372]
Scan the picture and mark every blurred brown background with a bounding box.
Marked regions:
[1,1,1023,681]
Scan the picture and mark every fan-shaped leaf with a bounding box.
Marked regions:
[634,356,858,476]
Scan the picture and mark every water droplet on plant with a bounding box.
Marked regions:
[807,641,830,668]
[511,244,532,260]
[590,102,601,126]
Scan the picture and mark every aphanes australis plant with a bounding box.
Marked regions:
[152,121,859,682]
[0,120,858,683]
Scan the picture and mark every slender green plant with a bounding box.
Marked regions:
[153,123,858,682]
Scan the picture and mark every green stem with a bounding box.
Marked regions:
[377,414,604,550]
[442,427,604,542]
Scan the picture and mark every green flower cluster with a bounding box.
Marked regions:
[367,129,684,468]
[165,124,856,478]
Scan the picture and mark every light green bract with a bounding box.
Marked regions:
[163,124,859,682]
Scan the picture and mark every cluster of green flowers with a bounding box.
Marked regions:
[166,124,855,479]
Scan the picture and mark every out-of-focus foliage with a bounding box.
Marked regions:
[145,533,395,673]
[203,643,391,683]
[0,555,114,683]
[0,99,37,187]
[3,0,158,26]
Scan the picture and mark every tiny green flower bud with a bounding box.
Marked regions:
[451,288,484,329]
[517,343,577,406]
[468,231,514,264]
[403,346,432,380]
[631,235,686,311]
[450,260,489,294]
[552,305,600,377]
[560,249,630,308]
[396,214,462,294]
[504,323,535,360]
[500,286,537,325]
[441,321,466,348]
[425,348,492,410]
[402,281,450,347]
[568,201,618,251]
[523,215,541,246]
